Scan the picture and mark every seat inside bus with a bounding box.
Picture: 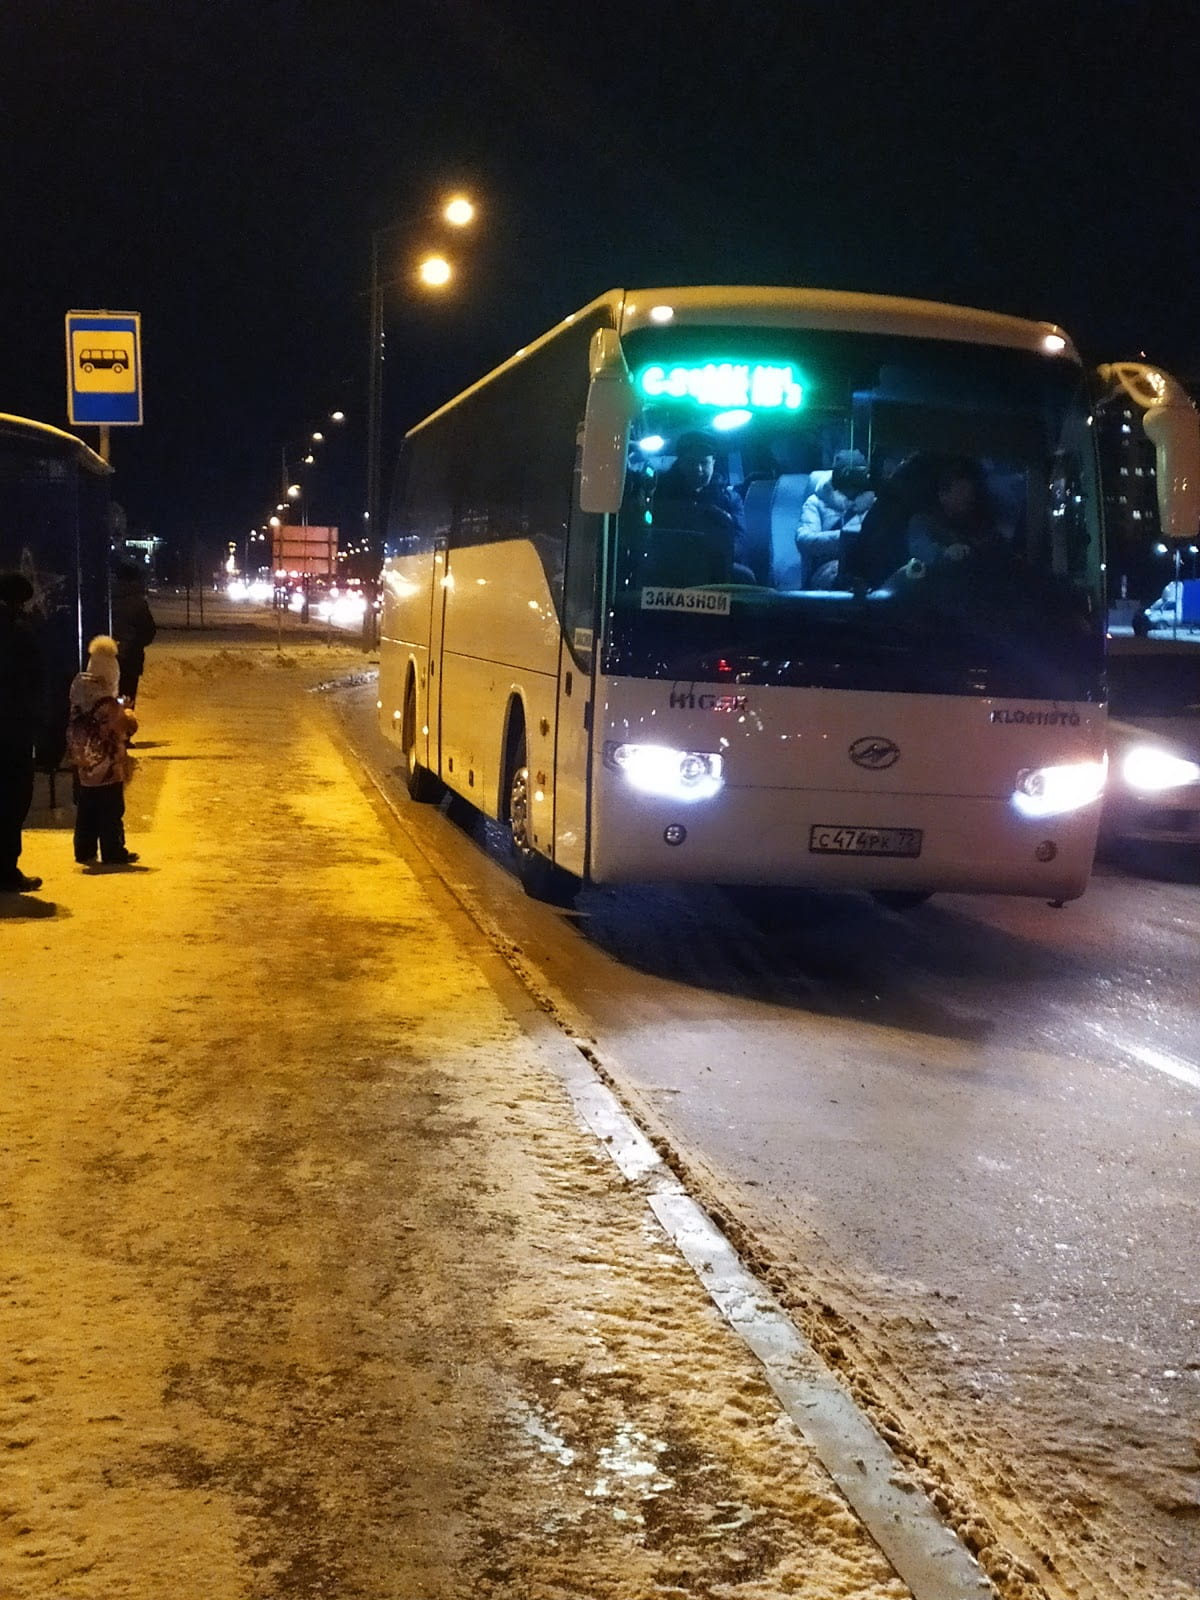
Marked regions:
[740,471,836,590]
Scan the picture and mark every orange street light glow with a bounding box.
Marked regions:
[418,255,452,287]
[443,196,475,226]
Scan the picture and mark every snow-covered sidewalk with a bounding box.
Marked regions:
[2,636,910,1599]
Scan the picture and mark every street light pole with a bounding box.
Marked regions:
[365,194,475,552]
[361,193,476,653]
[366,228,385,545]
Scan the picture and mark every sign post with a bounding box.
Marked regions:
[65,311,143,457]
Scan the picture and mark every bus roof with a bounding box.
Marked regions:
[0,411,111,474]
[618,286,1078,360]
[405,285,1079,440]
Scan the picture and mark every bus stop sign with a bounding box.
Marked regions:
[66,310,143,426]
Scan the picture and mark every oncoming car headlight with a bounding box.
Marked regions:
[1012,759,1107,818]
[603,742,724,801]
[1120,745,1200,793]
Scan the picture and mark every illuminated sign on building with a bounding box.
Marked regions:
[637,361,804,411]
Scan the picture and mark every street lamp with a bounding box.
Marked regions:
[365,191,477,546]
[417,254,453,288]
[278,409,346,533]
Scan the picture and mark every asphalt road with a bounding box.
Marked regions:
[340,683,1200,1600]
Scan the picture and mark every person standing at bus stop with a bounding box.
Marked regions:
[0,572,44,893]
[67,635,140,868]
[111,561,157,707]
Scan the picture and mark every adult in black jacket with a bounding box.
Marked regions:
[111,563,157,705]
[0,572,44,892]
[651,432,755,583]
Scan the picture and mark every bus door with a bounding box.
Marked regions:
[425,534,450,777]
[553,462,603,878]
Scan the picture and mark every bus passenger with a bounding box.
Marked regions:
[905,456,1000,569]
[652,432,755,582]
[797,449,875,588]
[797,450,875,537]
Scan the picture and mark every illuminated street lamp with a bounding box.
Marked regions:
[366,191,478,546]
[277,409,345,531]
[417,254,453,288]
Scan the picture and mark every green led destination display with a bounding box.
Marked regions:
[637,361,804,411]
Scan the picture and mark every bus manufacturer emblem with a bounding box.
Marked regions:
[849,736,900,770]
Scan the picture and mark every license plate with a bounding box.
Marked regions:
[809,824,923,858]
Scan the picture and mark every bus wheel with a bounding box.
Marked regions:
[508,742,577,904]
[403,681,443,803]
[871,889,933,911]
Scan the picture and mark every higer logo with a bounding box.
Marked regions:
[669,686,748,713]
[849,735,900,770]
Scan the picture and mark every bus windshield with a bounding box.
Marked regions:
[605,325,1104,701]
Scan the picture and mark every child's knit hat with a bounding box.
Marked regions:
[86,634,120,695]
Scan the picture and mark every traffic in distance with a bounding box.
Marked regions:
[1102,640,1200,850]
[372,286,1200,905]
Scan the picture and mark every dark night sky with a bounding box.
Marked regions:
[4,1,1199,554]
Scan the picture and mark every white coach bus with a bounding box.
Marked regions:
[378,287,1199,903]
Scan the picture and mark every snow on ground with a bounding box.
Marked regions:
[2,630,912,1598]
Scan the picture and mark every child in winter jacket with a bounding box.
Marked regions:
[67,635,140,866]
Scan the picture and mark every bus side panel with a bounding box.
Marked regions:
[552,653,591,876]
[436,651,558,829]
[588,678,1103,899]
[439,540,561,819]
[552,464,603,880]
[379,553,435,755]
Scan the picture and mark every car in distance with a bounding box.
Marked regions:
[1101,641,1200,850]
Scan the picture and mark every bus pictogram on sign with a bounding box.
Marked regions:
[79,348,128,374]
[65,311,142,425]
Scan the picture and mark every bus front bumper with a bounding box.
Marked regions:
[587,779,1100,900]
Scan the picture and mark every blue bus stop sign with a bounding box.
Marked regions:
[65,310,143,426]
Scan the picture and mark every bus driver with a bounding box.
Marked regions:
[650,431,754,583]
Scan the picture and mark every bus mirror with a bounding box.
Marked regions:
[580,329,635,515]
[1144,402,1200,540]
[1097,361,1200,540]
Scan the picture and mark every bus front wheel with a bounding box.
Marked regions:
[507,740,577,904]
[403,681,443,803]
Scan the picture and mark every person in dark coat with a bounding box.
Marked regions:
[0,572,44,893]
[905,456,1001,569]
[110,562,157,705]
[651,431,755,582]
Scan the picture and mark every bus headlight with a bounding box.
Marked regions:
[1012,759,1106,818]
[1120,745,1200,793]
[603,742,725,801]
